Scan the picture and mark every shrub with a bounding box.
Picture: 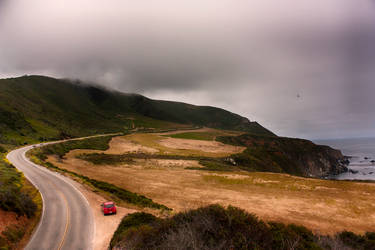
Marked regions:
[34,135,114,159]
[0,160,37,218]
[1,225,25,244]
[0,235,8,250]
[111,204,375,250]
[338,231,375,250]
[111,205,323,250]
[110,212,158,249]
[0,185,37,218]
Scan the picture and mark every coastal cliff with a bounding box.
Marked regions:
[218,134,349,178]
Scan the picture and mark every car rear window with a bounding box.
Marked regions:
[105,204,114,208]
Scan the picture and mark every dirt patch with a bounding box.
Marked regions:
[69,181,137,250]
[105,137,159,155]
[159,137,245,154]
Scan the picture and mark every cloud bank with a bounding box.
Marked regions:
[1,0,375,139]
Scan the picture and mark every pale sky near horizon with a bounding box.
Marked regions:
[1,0,375,140]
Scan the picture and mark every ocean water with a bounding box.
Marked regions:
[314,137,375,180]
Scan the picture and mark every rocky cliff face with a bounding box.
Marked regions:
[218,134,349,178]
[285,144,349,178]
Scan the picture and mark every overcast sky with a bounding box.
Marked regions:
[1,0,375,139]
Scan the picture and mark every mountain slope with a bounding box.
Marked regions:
[0,75,274,144]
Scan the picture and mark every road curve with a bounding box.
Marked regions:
[7,143,94,250]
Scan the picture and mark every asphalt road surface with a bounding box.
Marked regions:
[7,144,94,250]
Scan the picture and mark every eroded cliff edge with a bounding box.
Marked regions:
[218,134,349,178]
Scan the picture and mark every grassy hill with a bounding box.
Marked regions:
[0,75,274,145]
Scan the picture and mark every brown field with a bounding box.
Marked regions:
[48,131,375,235]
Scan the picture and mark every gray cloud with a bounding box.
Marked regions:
[1,0,375,139]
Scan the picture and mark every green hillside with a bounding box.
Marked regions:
[0,75,274,145]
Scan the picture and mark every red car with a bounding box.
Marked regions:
[101,201,117,215]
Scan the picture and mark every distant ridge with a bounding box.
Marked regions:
[0,75,274,144]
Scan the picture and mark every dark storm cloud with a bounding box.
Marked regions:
[1,0,375,139]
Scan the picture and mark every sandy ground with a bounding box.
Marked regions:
[106,137,159,155]
[70,182,137,250]
[157,127,245,154]
[47,132,375,236]
[159,137,244,154]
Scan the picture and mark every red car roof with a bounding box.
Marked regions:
[103,201,114,205]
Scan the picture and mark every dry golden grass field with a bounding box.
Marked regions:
[47,129,375,235]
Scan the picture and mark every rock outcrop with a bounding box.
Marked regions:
[217,134,349,178]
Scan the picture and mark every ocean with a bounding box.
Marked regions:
[314,137,375,180]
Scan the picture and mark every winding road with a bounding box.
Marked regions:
[7,143,94,250]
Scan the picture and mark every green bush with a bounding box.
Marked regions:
[338,231,375,250]
[37,135,114,159]
[0,146,6,153]
[111,205,322,250]
[0,159,37,218]
[0,186,37,218]
[196,159,237,171]
[1,225,24,244]
[111,205,375,250]
[77,153,135,165]
[110,212,158,249]
[0,235,8,250]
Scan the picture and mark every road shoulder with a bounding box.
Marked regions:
[70,181,137,250]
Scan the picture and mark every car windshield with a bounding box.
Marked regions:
[104,204,114,208]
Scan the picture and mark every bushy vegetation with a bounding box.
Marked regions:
[110,205,375,250]
[77,152,209,164]
[338,231,375,250]
[0,151,38,250]
[110,212,159,249]
[77,153,135,165]
[0,155,37,218]
[0,225,25,248]
[166,132,217,141]
[31,135,115,161]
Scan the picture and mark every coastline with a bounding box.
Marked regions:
[315,137,375,181]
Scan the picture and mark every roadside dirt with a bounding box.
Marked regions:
[70,182,137,250]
